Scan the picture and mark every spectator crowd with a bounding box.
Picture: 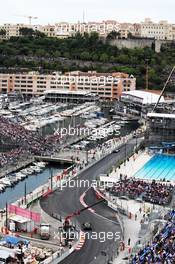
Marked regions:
[0,116,61,168]
[0,148,27,168]
[108,177,174,205]
[131,210,175,263]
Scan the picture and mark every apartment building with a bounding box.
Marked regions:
[118,23,135,38]
[55,20,120,38]
[55,22,72,38]
[0,23,56,39]
[141,18,173,40]
[132,23,142,38]
[0,21,121,39]
[39,25,56,37]
[63,71,135,100]
[0,19,175,40]
[172,25,175,40]
[43,19,175,40]
[0,71,136,101]
[0,23,31,39]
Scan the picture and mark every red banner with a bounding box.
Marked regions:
[8,205,41,223]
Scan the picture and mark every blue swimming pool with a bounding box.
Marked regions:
[134,154,175,181]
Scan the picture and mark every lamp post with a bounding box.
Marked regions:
[124,143,127,166]
[50,168,53,190]
[24,182,27,205]
[5,202,8,230]
[86,149,88,165]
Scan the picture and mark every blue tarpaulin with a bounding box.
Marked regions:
[3,236,29,245]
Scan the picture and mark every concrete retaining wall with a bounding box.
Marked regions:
[108,39,174,53]
[109,38,154,50]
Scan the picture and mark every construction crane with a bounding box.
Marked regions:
[15,15,38,25]
[152,66,175,112]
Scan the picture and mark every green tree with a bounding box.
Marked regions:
[19,27,35,37]
[35,49,46,57]
[117,54,130,64]
[35,30,46,38]
[53,50,61,57]
[0,29,6,36]
[107,31,120,40]
[100,53,108,62]
[110,56,115,62]
[92,53,99,61]
[80,51,91,60]
[89,32,99,42]
[128,32,133,39]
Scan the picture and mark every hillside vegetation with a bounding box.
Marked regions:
[0,31,175,90]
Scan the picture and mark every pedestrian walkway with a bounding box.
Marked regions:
[109,150,152,179]
[114,200,144,264]
[97,184,151,263]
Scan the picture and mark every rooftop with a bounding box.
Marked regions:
[122,90,165,104]
[44,89,95,96]
[65,71,131,78]
[9,214,31,223]
[147,112,175,119]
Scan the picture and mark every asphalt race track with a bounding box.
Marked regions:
[40,137,143,264]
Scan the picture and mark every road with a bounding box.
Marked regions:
[40,137,143,264]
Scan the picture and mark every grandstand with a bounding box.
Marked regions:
[131,210,175,263]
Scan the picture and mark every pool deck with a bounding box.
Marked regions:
[110,150,153,179]
[109,151,175,186]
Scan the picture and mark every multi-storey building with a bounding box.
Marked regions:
[63,71,135,100]
[132,23,142,38]
[0,19,175,40]
[141,18,173,40]
[0,71,136,101]
[55,22,71,38]
[0,23,56,39]
[172,25,175,40]
[39,25,56,37]
[55,20,120,38]
[118,23,135,38]
[0,23,31,39]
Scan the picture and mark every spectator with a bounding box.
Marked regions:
[131,210,175,264]
[0,116,62,168]
[107,178,174,206]
[128,238,131,246]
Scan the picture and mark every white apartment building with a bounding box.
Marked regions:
[0,71,136,101]
[141,18,173,40]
